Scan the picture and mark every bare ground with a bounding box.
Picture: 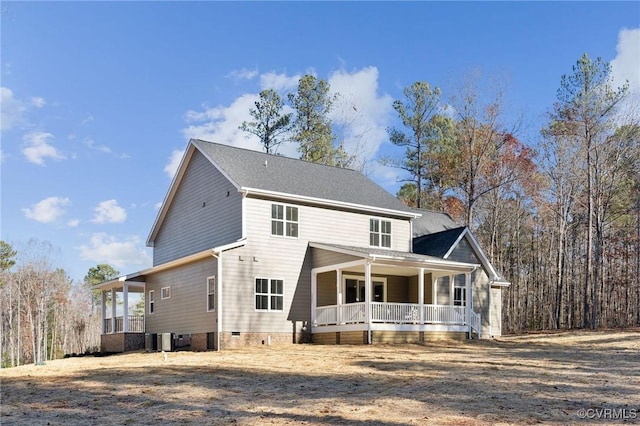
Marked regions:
[1,330,639,425]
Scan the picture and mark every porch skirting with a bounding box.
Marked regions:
[313,330,468,345]
[101,332,145,353]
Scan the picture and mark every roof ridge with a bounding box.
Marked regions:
[192,138,361,173]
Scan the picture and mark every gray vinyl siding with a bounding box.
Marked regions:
[447,237,491,336]
[215,197,412,334]
[153,150,242,265]
[312,248,360,269]
[317,271,337,306]
[145,257,217,334]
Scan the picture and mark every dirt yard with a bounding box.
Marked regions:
[1,330,639,425]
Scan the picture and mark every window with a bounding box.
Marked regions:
[161,286,171,300]
[207,277,216,312]
[370,218,391,248]
[255,278,284,311]
[271,204,298,237]
[148,290,155,314]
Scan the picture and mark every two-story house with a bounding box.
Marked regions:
[97,139,509,353]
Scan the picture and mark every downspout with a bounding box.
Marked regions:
[211,251,222,352]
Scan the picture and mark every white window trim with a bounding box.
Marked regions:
[161,286,171,300]
[254,277,284,312]
[342,274,388,303]
[369,217,392,249]
[148,290,155,315]
[207,276,216,312]
[453,276,466,307]
[270,203,299,239]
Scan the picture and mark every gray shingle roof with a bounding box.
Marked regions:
[411,208,459,237]
[192,139,414,215]
[412,227,466,258]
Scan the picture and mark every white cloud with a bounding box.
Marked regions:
[183,93,262,148]
[91,199,127,224]
[611,28,640,95]
[84,138,112,153]
[22,131,66,165]
[1,87,27,131]
[154,202,163,210]
[79,233,151,269]
[227,67,259,82]
[22,196,70,223]
[68,219,80,227]
[328,66,394,168]
[164,149,185,178]
[260,72,301,91]
[30,97,46,108]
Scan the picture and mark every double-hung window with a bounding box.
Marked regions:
[148,290,155,314]
[161,286,171,300]
[271,204,298,237]
[255,278,284,311]
[370,218,391,248]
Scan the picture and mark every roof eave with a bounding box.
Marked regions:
[243,187,420,219]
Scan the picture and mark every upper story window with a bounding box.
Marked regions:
[271,204,298,238]
[370,218,391,248]
[161,286,171,300]
[148,290,155,314]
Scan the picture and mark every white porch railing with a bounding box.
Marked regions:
[315,302,479,329]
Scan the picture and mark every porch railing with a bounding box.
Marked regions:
[103,315,145,333]
[315,302,478,328]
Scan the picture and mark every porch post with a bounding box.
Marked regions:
[101,290,107,334]
[311,271,317,326]
[365,261,372,344]
[123,283,129,333]
[111,288,116,334]
[418,268,425,324]
[449,275,454,305]
[465,272,472,327]
[433,278,438,305]
[336,269,342,324]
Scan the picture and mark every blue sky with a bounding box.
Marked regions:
[1,1,639,282]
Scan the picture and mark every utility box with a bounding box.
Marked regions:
[159,333,174,351]
[144,333,158,351]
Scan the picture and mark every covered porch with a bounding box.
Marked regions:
[96,278,146,353]
[310,243,481,343]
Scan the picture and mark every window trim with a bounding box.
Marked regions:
[207,276,216,312]
[369,217,392,248]
[271,203,299,239]
[254,277,284,312]
[148,290,155,315]
[161,286,171,300]
[453,277,466,307]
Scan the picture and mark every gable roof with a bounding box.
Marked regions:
[412,227,466,258]
[148,139,418,245]
[413,226,510,286]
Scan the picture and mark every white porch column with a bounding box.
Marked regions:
[433,278,438,305]
[465,272,472,327]
[311,271,317,326]
[365,262,372,344]
[101,291,107,334]
[111,288,116,334]
[123,283,129,333]
[449,275,454,305]
[336,269,342,324]
[418,268,425,323]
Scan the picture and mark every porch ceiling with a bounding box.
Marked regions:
[340,264,469,278]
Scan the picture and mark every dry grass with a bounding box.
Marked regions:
[1,330,639,425]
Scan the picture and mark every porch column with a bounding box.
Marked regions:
[311,272,317,326]
[465,272,472,327]
[101,290,107,334]
[433,278,438,305]
[365,261,372,344]
[336,269,342,324]
[123,283,129,333]
[418,268,425,324]
[449,275,454,305]
[111,288,116,334]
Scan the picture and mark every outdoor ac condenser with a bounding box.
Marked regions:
[161,333,173,351]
